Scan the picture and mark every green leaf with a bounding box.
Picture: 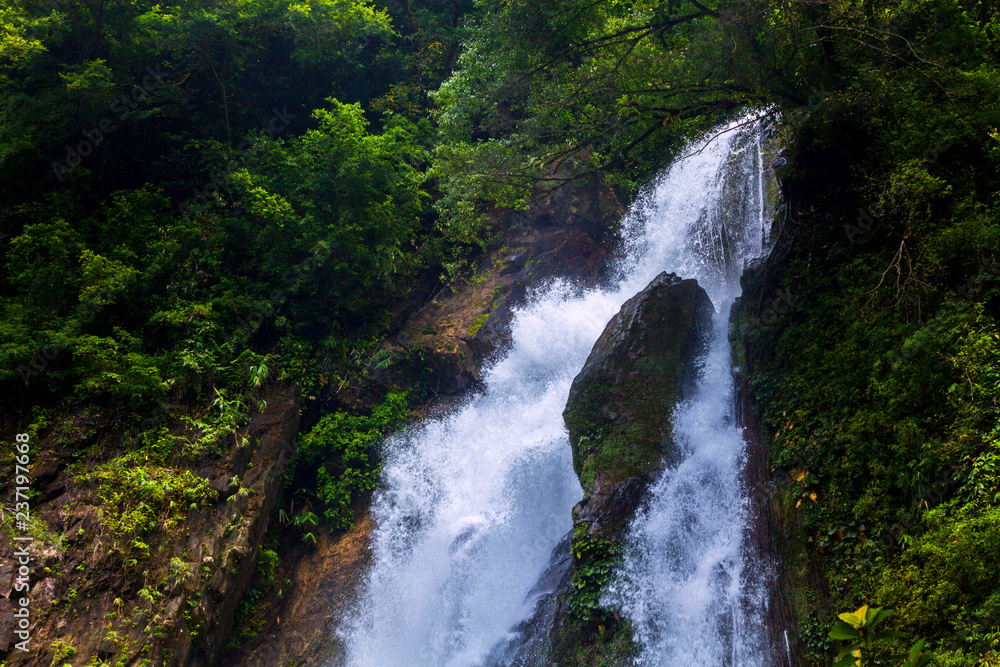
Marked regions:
[903,638,935,667]
[867,606,895,629]
[839,605,870,628]
[829,622,862,640]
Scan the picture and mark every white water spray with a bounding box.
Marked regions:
[341,115,771,667]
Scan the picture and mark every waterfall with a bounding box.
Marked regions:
[341,115,771,667]
[600,117,773,666]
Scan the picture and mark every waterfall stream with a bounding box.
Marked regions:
[341,116,772,666]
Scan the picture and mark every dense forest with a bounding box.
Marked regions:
[1,0,999,665]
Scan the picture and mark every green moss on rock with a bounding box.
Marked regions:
[564,271,714,492]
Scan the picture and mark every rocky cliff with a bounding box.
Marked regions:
[727,138,803,667]
[0,387,300,667]
[729,234,811,667]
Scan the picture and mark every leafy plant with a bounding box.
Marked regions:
[292,510,318,530]
[168,557,189,589]
[829,605,903,666]
[902,639,936,667]
[50,638,76,667]
[828,605,934,667]
[81,464,217,564]
[569,528,619,624]
[292,392,408,530]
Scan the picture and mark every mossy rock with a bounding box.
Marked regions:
[564,271,714,495]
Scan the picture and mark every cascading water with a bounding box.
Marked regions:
[601,119,774,667]
[341,115,772,667]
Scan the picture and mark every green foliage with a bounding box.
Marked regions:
[466,313,489,338]
[80,464,217,564]
[0,0,481,418]
[127,388,250,463]
[902,640,936,667]
[737,0,1000,652]
[828,605,934,667]
[228,99,429,308]
[49,638,76,667]
[751,259,1000,653]
[293,392,408,530]
[168,556,189,588]
[800,610,834,665]
[0,4,53,66]
[569,527,619,624]
[431,0,795,212]
[286,0,393,66]
[876,504,1000,654]
[72,330,167,405]
[828,605,904,666]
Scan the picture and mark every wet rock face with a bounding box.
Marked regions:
[563,272,714,539]
[390,227,609,396]
[363,170,622,399]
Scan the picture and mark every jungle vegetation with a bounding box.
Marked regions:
[1,0,999,663]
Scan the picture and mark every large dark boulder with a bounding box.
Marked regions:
[564,271,714,539]
[505,272,714,666]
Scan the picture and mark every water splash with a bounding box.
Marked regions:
[341,115,771,667]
